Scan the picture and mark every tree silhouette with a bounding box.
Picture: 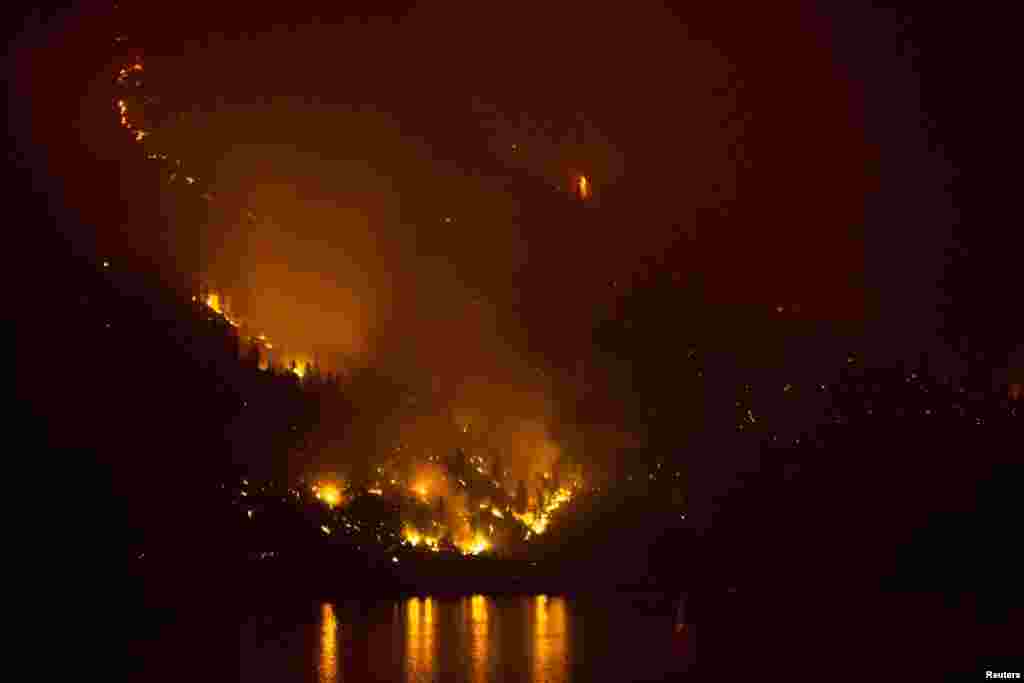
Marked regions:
[453,447,468,481]
[492,451,505,484]
[536,473,549,507]
[515,480,528,515]
[244,341,261,369]
[439,533,457,553]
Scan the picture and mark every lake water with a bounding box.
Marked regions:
[131,594,694,682]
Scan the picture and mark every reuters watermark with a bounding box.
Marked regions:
[985,672,1021,680]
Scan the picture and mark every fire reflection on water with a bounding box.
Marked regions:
[468,595,490,683]
[318,602,338,683]
[311,595,571,682]
[533,595,569,683]
[405,597,436,679]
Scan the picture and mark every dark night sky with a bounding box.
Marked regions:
[11,2,1020,480]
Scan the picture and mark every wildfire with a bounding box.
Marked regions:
[513,487,572,536]
[460,533,490,556]
[548,487,572,509]
[403,525,440,551]
[110,46,588,562]
[577,174,591,200]
[314,483,342,508]
[199,289,246,329]
[206,292,222,314]
[111,44,320,384]
[515,511,549,535]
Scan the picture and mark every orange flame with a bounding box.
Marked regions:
[577,174,591,200]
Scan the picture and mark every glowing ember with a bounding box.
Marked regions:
[367,488,383,496]
[490,507,504,519]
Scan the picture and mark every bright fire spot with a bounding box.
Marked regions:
[460,534,490,556]
[513,487,572,536]
[491,507,504,519]
[367,488,383,496]
[321,525,331,535]
[403,526,439,551]
[577,174,591,200]
[315,484,342,508]
[515,511,549,535]
[206,292,222,314]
